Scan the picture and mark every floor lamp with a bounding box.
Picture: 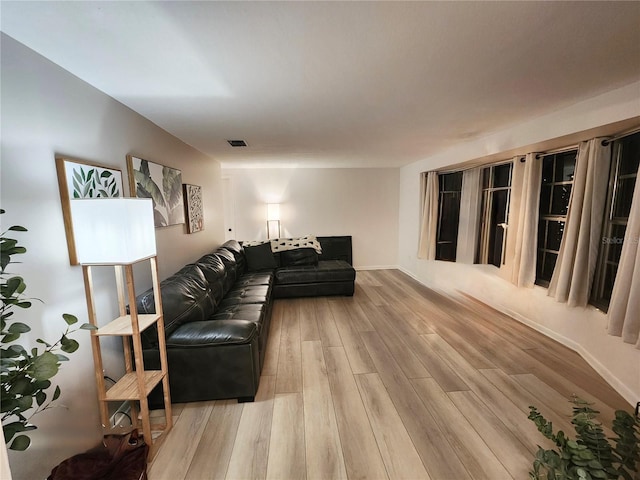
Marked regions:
[71,198,172,452]
[267,203,281,239]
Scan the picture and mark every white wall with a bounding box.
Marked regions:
[222,167,399,268]
[398,81,640,406]
[1,35,225,479]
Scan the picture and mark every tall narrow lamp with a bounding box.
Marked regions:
[267,203,281,239]
[70,198,172,449]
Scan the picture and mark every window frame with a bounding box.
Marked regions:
[476,161,513,267]
[591,133,639,311]
[535,150,578,287]
[435,171,463,262]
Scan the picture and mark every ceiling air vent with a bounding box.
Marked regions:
[227,140,248,147]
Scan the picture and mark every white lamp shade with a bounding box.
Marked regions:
[267,203,280,221]
[70,198,156,264]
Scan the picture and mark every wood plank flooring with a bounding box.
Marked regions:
[148,269,630,480]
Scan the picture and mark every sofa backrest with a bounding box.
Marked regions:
[220,240,247,275]
[213,248,238,293]
[194,254,227,306]
[137,264,215,346]
[317,236,353,265]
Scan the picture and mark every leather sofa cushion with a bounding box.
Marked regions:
[280,248,318,267]
[211,303,265,320]
[227,285,270,297]
[214,249,238,292]
[195,254,226,284]
[167,319,257,347]
[221,240,247,274]
[195,254,227,305]
[210,308,264,330]
[219,295,269,308]
[236,272,273,287]
[137,264,215,346]
[244,243,278,271]
[274,260,356,285]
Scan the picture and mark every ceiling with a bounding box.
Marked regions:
[2,1,639,168]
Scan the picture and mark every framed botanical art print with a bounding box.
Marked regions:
[55,157,124,265]
[126,155,185,227]
[183,184,204,233]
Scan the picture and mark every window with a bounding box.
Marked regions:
[535,150,577,286]
[477,162,513,267]
[591,132,640,310]
[436,172,462,261]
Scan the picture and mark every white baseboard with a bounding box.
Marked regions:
[500,306,637,407]
[397,265,420,280]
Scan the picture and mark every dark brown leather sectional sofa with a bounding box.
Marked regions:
[136,236,355,404]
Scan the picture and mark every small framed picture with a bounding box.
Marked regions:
[55,157,124,265]
[183,184,204,234]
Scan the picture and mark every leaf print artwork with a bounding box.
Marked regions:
[69,166,122,199]
[127,156,184,227]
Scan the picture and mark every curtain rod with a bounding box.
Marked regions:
[534,144,579,160]
[601,125,640,146]
[436,157,521,175]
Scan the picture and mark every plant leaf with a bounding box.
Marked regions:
[9,434,31,451]
[4,276,25,297]
[8,322,30,334]
[31,351,60,381]
[62,314,77,326]
[2,332,19,343]
[60,336,79,354]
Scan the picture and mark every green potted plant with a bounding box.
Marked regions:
[1,209,95,451]
[528,396,639,479]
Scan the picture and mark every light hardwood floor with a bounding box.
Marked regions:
[148,269,630,480]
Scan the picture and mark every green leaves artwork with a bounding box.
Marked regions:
[71,167,120,198]
[127,155,184,227]
[57,159,123,200]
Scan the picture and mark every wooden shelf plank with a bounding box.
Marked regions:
[105,371,165,401]
[96,314,161,336]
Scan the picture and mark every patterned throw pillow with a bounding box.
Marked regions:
[243,235,322,254]
[270,235,322,254]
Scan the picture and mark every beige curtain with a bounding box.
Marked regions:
[456,168,481,264]
[512,153,542,287]
[607,170,640,348]
[548,139,611,306]
[417,171,438,260]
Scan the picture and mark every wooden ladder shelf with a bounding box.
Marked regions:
[82,256,172,457]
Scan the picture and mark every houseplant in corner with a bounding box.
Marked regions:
[1,209,95,451]
[528,396,639,479]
